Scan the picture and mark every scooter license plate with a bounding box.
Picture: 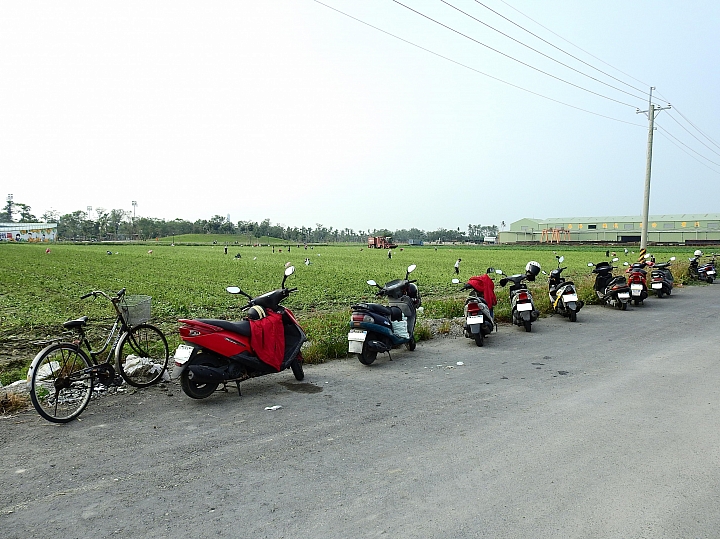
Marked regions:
[617,292,630,299]
[466,315,483,325]
[348,330,367,354]
[563,294,578,302]
[173,344,194,365]
[516,302,533,312]
[708,270,716,275]
[631,289,642,296]
[651,283,663,289]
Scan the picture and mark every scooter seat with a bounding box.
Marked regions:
[352,303,393,318]
[197,319,251,337]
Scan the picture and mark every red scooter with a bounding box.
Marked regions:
[173,266,306,399]
[624,256,649,306]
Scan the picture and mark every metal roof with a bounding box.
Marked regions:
[520,215,720,224]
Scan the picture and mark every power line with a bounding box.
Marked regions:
[311,0,645,126]
[667,105,720,152]
[391,0,639,108]
[495,0,653,90]
[655,130,720,176]
[655,123,720,168]
[471,0,656,99]
[440,0,651,104]
[663,111,720,159]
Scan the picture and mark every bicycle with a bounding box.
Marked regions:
[28,288,169,423]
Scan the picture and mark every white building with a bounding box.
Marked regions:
[0,222,57,242]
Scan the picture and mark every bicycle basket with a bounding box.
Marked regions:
[121,295,151,326]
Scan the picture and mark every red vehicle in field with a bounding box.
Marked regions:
[368,236,398,249]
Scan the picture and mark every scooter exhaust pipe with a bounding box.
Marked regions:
[187,365,227,383]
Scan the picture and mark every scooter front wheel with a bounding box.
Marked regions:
[358,341,377,365]
[291,358,304,381]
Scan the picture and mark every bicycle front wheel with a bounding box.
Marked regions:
[116,324,169,387]
[29,343,94,423]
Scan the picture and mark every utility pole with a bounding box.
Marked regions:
[636,87,670,252]
[131,200,137,240]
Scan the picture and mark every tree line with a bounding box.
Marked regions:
[1,199,499,243]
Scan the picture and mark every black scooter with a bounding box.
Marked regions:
[348,264,421,365]
[649,256,675,298]
[588,258,631,310]
[545,255,584,322]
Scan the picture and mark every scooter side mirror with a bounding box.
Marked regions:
[495,269,504,275]
[285,265,295,276]
[612,257,619,262]
[644,253,652,259]
[486,267,495,274]
[670,257,676,261]
[623,262,629,266]
[541,270,548,275]
[367,280,377,287]
[226,286,241,294]
[558,256,564,263]
[587,262,594,267]
[451,278,460,284]
[499,278,508,287]
[407,264,417,274]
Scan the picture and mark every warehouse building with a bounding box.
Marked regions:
[498,215,720,244]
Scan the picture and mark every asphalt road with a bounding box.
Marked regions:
[1,284,719,539]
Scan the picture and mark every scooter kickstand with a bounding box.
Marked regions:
[235,381,242,397]
[388,351,393,361]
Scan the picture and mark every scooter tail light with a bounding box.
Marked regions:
[518,291,529,302]
[467,305,480,315]
[351,314,374,323]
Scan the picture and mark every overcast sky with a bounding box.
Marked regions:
[1,0,718,232]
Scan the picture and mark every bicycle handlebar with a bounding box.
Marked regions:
[81,288,127,302]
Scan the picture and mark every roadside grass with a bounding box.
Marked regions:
[0,391,29,415]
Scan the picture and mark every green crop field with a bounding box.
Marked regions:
[0,241,696,384]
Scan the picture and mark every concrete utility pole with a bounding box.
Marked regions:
[636,87,671,251]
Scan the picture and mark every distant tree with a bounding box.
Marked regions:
[41,209,60,223]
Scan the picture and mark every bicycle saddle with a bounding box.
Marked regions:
[63,316,89,329]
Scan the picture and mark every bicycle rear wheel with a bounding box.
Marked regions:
[116,324,169,387]
[29,343,93,423]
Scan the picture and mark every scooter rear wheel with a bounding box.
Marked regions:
[708,277,714,284]
[656,291,664,298]
[180,354,222,399]
[569,311,577,322]
[404,336,416,351]
[620,302,628,311]
[474,334,484,347]
[523,321,532,332]
[358,341,377,365]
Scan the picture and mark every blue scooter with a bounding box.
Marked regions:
[348,264,421,365]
